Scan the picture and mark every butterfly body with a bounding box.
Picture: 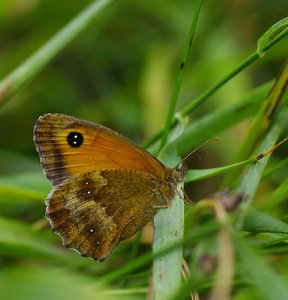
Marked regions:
[34,113,184,261]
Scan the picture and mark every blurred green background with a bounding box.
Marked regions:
[0,0,286,156]
[0,0,287,299]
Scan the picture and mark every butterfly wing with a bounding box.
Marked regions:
[34,113,166,186]
[46,169,168,261]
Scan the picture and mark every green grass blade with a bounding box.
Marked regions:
[101,220,219,284]
[222,61,288,186]
[242,208,288,234]
[0,0,114,105]
[0,185,46,203]
[153,1,202,298]
[143,17,288,149]
[0,216,67,261]
[147,81,276,155]
[264,176,288,214]
[159,0,202,152]
[0,265,112,300]
[184,135,287,182]
[263,157,288,178]
[184,158,255,182]
[257,17,288,56]
[153,146,184,299]
[0,172,49,203]
[236,124,281,229]
[235,234,288,300]
[175,83,280,155]
[153,192,183,300]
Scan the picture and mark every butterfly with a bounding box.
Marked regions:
[33,113,185,261]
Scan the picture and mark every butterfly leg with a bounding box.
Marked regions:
[152,204,169,209]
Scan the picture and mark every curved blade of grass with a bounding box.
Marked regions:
[257,17,288,56]
[0,172,49,190]
[0,265,113,300]
[0,216,68,262]
[184,136,288,182]
[242,208,288,234]
[260,236,288,250]
[263,176,288,214]
[0,185,46,203]
[171,199,234,300]
[222,61,288,186]
[0,0,114,105]
[236,124,281,229]
[185,157,259,183]
[0,172,49,203]
[148,81,275,156]
[143,18,288,149]
[101,220,219,284]
[0,173,48,217]
[170,207,288,299]
[263,157,288,178]
[234,233,288,300]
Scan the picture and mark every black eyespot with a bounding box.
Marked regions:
[67,132,83,148]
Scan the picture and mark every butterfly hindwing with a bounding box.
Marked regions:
[46,169,168,261]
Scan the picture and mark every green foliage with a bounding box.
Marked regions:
[0,0,287,299]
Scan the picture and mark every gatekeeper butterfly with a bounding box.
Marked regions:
[34,113,185,261]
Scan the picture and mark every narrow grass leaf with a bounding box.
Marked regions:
[185,159,255,182]
[223,62,288,186]
[153,146,184,300]
[101,220,219,284]
[257,17,288,56]
[234,234,288,300]
[0,265,114,300]
[263,176,288,213]
[159,0,202,151]
[144,16,287,150]
[175,82,277,155]
[242,208,288,234]
[0,0,115,105]
[0,216,69,261]
[236,124,281,229]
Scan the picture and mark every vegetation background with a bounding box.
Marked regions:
[0,0,287,299]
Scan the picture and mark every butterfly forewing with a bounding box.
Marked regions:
[34,113,166,186]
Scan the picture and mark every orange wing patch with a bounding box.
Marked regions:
[34,113,167,186]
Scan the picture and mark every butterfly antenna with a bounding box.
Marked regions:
[176,138,221,169]
[175,138,220,206]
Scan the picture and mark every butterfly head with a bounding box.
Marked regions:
[165,164,186,187]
